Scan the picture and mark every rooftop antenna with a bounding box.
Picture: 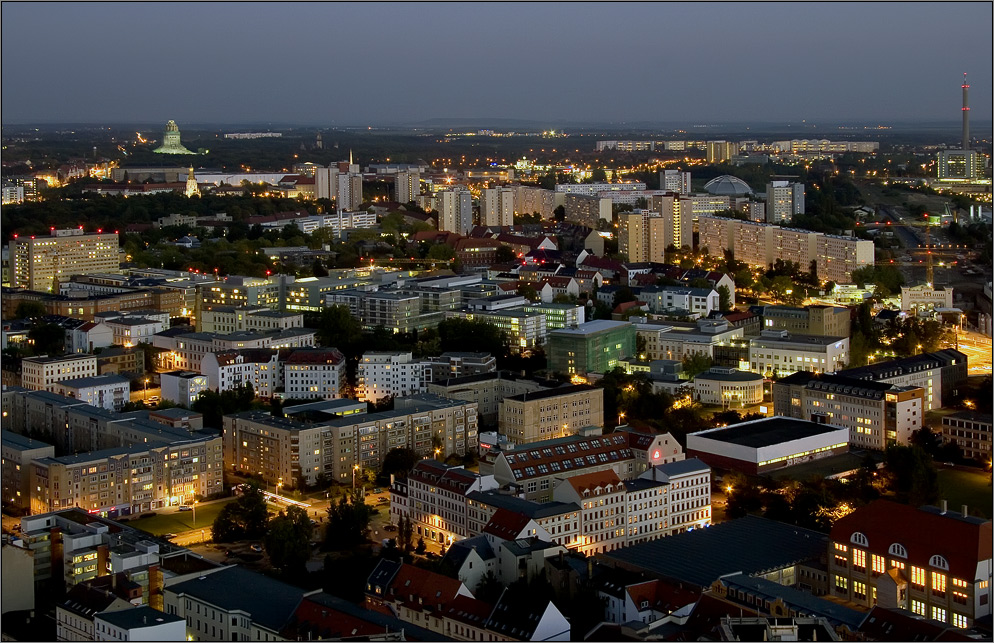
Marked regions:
[962,73,970,151]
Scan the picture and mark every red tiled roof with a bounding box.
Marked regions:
[444,594,494,628]
[721,310,755,323]
[613,300,647,314]
[501,434,632,481]
[564,469,622,496]
[626,579,700,615]
[830,500,992,580]
[386,564,465,613]
[482,508,532,540]
[409,461,480,495]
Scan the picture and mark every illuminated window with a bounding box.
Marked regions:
[911,566,926,590]
[871,554,885,575]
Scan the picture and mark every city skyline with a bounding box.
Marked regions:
[1,2,992,126]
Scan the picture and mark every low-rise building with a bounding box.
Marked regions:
[51,374,131,411]
[748,330,849,377]
[499,384,604,445]
[424,352,497,381]
[20,354,99,391]
[687,417,850,475]
[636,318,744,363]
[828,500,992,629]
[761,305,851,338]
[66,321,115,354]
[445,307,548,355]
[199,348,286,397]
[94,605,186,641]
[197,305,303,334]
[159,370,209,407]
[940,411,992,463]
[693,367,765,407]
[773,372,925,449]
[405,460,498,547]
[901,285,954,312]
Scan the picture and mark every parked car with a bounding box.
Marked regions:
[250,543,263,552]
[178,505,192,511]
[383,524,397,532]
[372,488,383,494]
[148,395,160,402]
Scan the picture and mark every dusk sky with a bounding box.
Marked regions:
[2,2,991,126]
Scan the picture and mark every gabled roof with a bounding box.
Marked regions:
[377,562,466,613]
[830,500,992,580]
[284,347,345,365]
[443,535,495,570]
[499,432,632,482]
[485,589,562,640]
[564,469,623,496]
[482,508,533,540]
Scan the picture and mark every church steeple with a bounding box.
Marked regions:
[186,167,200,197]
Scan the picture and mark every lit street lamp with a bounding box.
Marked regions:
[353,465,360,491]
[143,378,149,401]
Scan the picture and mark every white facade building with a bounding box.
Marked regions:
[51,375,131,411]
[765,180,805,223]
[282,347,346,400]
[748,330,849,377]
[438,188,473,234]
[358,351,431,403]
[94,606,186,642]
[481,187,515,227]
[160,370,210,406]
[20,354,99,391]
[66,322,114,354]
[660,170,691,195]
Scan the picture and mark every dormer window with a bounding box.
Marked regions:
[888,543,907,558]
[929,555,949,571]
[851,532,869,547]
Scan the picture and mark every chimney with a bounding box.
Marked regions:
[941,499,947,514]
[962,505,968,517]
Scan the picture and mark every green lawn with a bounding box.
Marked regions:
[124,498,281,536]
[937,468,992,519]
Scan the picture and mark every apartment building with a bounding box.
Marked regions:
[30,430,224,515]
[481,433,635,502]
[773,372,925,449]
[765,180,805,223]
[748,330,849,377]
[199,348,286,396]
[358,351,431,403]
[21,354,99,391]
[761,305,851,338]
[405,460,498,547]
[394,169,421,203]
[638,285,720,316]
[223,394,479,488]
[159,370,210,406]
[10,229,120,292]
[153,327,315,372]
[499,384,604,445]
[698,215,874,284]
[706,141,738,164]
[838,350,967,410]
[326,289,445,333]
[66,322,115,354]
[481,187,515,227]
[511,184,557,219]
[51,374,131,411]
[438,188,473,235]
[828,500,992,629]
[940,412,992,463]
[2,432,56,513]
[660,170,691,195]
[563,193,612,228]
[283,348,346,400]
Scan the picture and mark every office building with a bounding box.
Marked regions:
[837,349,967,410]
[10,229,120,292]
[423,352,496,382]
[765,180,805,223]
[773,372,925,450]
[761,305,851,338]
[828,500,992,628]
[940,411,991,463]
[357,351,431,403]
[546,320,635,375]
[427,371,552,426]
[660,170,691,195]
[480,187,515,227]
[635,318,743,363]
[438,188,473,234]
[748,330,849,377]
[445,307,547,355]
[197,305,303,334]
[937,149,981,182]
[499,384,604,445]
